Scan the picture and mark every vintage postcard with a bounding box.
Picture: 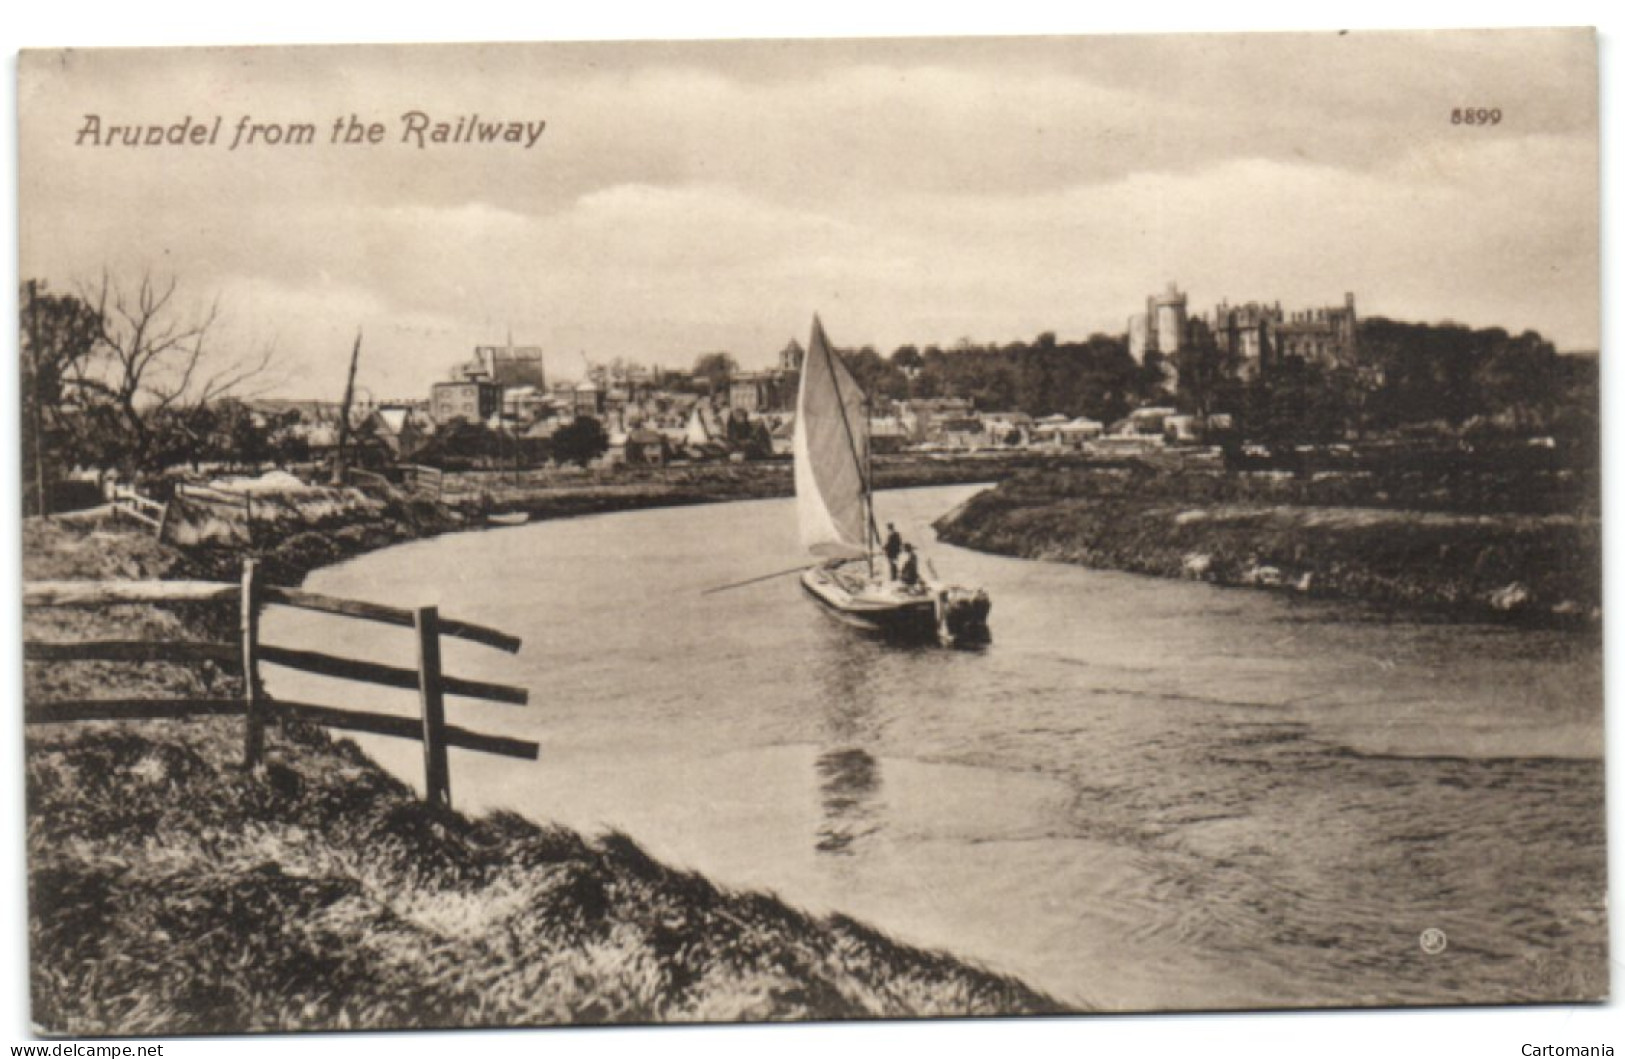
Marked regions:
[15,27,1604,1038]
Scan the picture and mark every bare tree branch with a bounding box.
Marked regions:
[70,270,276,471]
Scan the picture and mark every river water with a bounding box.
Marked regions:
[261,484,1606,1012]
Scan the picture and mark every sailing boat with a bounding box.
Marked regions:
[793,316,991,646]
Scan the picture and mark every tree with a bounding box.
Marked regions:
[420,418,498,465]
[842,345,895,402]
[1174,330,1243,420]
[691,352,738,395]
[69,271,275,473]
[207,399,273,468]
[20,281,102,513]
[552,415,609,467]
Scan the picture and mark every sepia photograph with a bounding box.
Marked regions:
[9,16,1610,1049]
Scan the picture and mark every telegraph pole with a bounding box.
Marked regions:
[24,280,49,516]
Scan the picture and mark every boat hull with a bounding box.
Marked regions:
[799,564,940,641]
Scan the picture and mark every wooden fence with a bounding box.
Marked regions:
[172,483,256,543]
[401,464,444,499]
[343,467,392,493]
[23,560,536,807]
[110,486,173,541]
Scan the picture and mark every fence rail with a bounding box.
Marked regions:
[110,486,172,539]
[27,698,250,724]
[263,586,522,653]
[23,560,536,806]
[23,640,239,665]
[171,484,255,544]
[402,464,444,499]
[344,467,392,493]
[258,644,529,705]
[23,581,522,653]
[25,580,243,606]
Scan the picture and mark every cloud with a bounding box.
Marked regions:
[17,31,1600,401]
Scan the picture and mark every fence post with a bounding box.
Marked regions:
[155,501,174,544]
[414,605,451,808]
[241,559,265,769]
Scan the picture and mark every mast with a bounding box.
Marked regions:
[862,392,876,571]
[332,329,362,486]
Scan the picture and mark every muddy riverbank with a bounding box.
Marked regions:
[933,462,1600,626]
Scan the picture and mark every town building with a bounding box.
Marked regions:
[501,385,552,422]
[570,381,604,419]
[729,370,794,413]
[432,339,548,426]
[453,342,547,389]
[727,337,805,413]
[430,380,502,425]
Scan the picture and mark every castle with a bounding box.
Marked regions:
[1129,282,1359,380]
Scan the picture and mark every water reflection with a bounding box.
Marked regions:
[811,626,891,855]
[814,747,882,854]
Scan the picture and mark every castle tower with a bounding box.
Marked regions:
[1151,282,1189,357]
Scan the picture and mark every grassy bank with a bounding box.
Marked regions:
[934,460,1600,626]
[24,511,1063,1034]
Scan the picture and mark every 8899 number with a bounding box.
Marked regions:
[1451,108,1502,125]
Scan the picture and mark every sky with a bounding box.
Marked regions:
[17,28,1600,400]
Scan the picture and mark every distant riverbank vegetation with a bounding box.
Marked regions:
[823,316,1592,444]
[935,437,1599,626]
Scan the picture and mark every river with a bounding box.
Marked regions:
[260,484,1606,1012]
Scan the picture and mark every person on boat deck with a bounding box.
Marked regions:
[883,523,903,579]
[899,543,921,588]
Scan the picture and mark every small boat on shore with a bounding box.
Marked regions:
[792,316,990,646]
[487,511,530,527]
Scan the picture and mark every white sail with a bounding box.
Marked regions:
[793,317,871,558]
[684,405,714,447]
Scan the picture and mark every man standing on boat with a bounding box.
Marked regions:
[899,543,921,588]
[884,523,903,580]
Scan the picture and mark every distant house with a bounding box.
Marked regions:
[1163,415,1201,444]
[1161,413,1235,445]
[1032,416,1103,448]
[502,385,551,423]
[363,406,431,458]
[623,427,669,467]
[938,421,988,452]
[1111,406,1178,437]
[981,412,1034,447]
[729,369,799,413]
[1059,417,1105,444]
[430,380,502,425]
[869,415,911,454]
[571,382,604,418]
